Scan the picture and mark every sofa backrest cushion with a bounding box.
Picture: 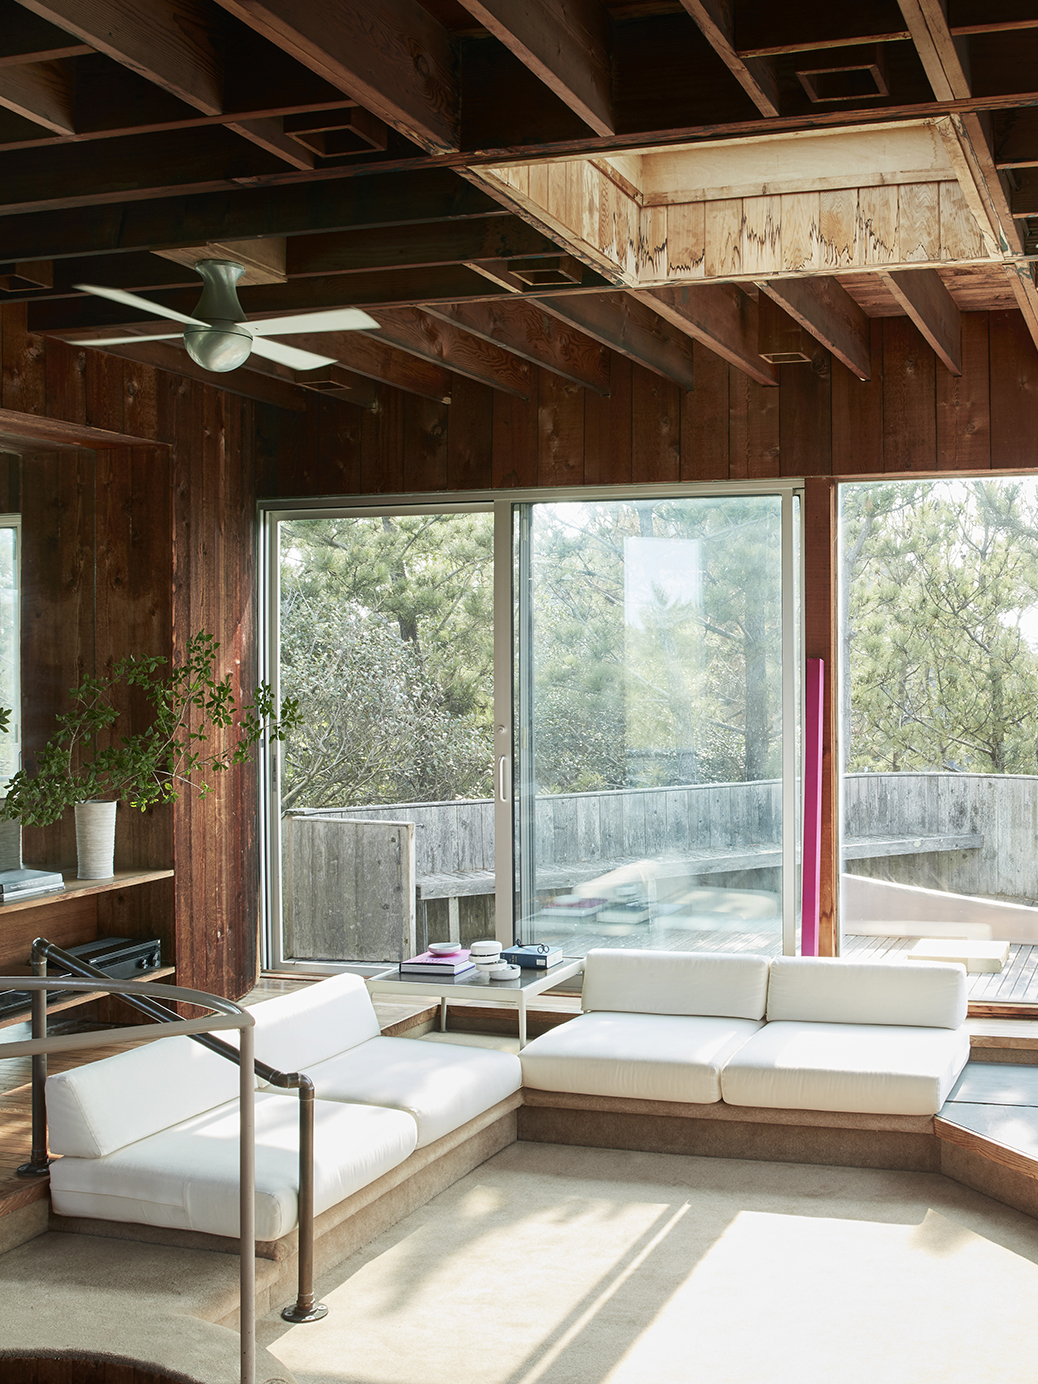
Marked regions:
[765,957,967,1029]
[249,972,381,1072]
[582,948,771,1019]
[46,1034,243,1159]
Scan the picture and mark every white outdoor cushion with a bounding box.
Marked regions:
[47,1036,246,1159]
[766,957,967,1029]
[306,1035,521,1147]
[48,1090,418,1241]
[720,1019,971,1116]
[581,948,771,1020]
[520,1011,764,1103]
[248,972,382,1071]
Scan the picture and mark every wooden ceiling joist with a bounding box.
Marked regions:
[226,115,316,170]
[536,291,696,391]
[897,0,971,103]
[0,58,74,134]
[286,216,563,278]
[457,0,614,136]
[880,267,962,373]
[18,0,225,116]
[758,277,872,380]
[0,169,503,263]
[272,329,454,403]
[361,307,532,400]
[678,0,781,117]
[212,0,459,153]
[421,299,611,395]
[634,283,777,387]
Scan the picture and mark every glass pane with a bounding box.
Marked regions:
[839,477,1038,1003]
[0,521,18,790]
[516,495,786,958]
[277,512,495,963]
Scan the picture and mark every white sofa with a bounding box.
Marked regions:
[46,972,522,1241]
[519,949,970,1118]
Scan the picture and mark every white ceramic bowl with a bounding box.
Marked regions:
[488,962,521,980]
[428,941,462,955]
[469,940,503,958]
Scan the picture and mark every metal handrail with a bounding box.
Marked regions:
[0,974,256,1384]
[18,938,327,1325]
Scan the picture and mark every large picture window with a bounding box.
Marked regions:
[839,476,1038,1003]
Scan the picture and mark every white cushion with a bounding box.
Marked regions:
[307,1035,521,1147]
[766,957,967,1029]
[581,949,771,1020]
[720,1020,971,1116]
[47,1036,245,1159]
[49,1090,418,1241]
[520,1011,764,1103]
[248,973,381,1071]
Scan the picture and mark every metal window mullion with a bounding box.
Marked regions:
[493,501,515,946]
[781,490,797,955]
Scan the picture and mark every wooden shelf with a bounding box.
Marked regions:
[0,868,173,915]
[0,965,177,1030]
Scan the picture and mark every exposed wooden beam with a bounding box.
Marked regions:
[633,284,777,387]
[0,169,502,262]
[678,0,780,117]
[1003,261,1038,360]
[286,216,562,277]
[212,0,459,153]
[0,9,92,65]
[536,291,695,390]
[756,294,813,364]
[18,0,225,115]
[456,0,613,136]
[880,267,962,374]
[277,330,454,403]
[896,0,970,101]
[0,59,74,134]
[422,298,611,394]
[293,363,380,409]
[225,116,315,170]
[758,277,872,380]
[72,338,308,411]
[361,308,532,399]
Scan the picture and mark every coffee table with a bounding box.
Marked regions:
[367,956,584,1048]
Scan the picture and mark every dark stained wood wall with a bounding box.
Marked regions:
[3,301,1038,992]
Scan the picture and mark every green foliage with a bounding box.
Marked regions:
[843,478,1038,775]
[0,631,300,826]
[0,707,9,736]
[279,515,495,808]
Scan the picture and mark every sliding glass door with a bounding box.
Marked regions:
[262,486,801,970]
[513,493,799,959]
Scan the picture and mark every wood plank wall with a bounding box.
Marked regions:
[3,301,1038,990]
[0,305,263,1000]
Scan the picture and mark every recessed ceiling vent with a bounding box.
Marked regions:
[797,47,889,104]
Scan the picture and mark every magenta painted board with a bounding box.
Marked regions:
[802,659,824,956]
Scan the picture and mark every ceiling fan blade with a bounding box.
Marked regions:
[72,283,206,328]
[250,337,339,371]
[250,308,379,337]
[73,332,182,345]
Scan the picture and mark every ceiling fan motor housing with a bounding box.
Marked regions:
[183,259,254,371]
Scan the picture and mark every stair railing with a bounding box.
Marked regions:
[0,973,257,1384]
[15,937,327,1325]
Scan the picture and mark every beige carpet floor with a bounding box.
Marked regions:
[259,1141,1038,1384]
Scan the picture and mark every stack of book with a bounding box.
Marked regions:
[400,948,475,977]
[502,942,565,969]
[0,867,65,903]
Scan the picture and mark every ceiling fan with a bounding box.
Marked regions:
[72,259,378,373]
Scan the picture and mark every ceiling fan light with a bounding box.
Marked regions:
[183,321,254,372]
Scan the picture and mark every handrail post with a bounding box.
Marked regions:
[17,942,50,1177]
[280,1076,327,1323]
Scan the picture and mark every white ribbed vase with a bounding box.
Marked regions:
[74,800,117,879]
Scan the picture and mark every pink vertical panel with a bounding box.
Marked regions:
[802,658,825,956]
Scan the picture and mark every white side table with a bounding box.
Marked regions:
[367,957,584,1048]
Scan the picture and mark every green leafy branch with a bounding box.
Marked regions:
[0,631,300,827]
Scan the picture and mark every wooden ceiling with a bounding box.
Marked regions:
[3,0,1038,408]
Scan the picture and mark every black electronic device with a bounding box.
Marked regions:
[0,936,164,1021]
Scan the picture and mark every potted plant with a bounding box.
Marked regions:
[0,631,299,879]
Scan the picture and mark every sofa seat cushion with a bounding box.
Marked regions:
[306,1035,522,1147]
[720,1020,971,1116]
[519,1011,764,1104]
[48,1090,418,1241]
